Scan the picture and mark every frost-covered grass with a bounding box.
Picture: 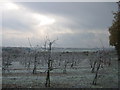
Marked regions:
[2,51,118,88]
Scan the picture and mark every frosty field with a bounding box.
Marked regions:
[2,48,118,88]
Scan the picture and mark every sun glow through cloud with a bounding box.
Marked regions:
[33,13,56,26]
[2,2,57,40]
[2,2,20,10]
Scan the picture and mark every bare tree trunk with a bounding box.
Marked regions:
[45,60,50,87]
[33,55,37,74]
[89,59,93,68]
[24,53,27,68]
[59,54,62,66]
[5,55,11,72]
[71,54,74,68]
[27,61,31,70]
[27,52,31,69]
[27,53,31,70]
[45,42,52,87]
[44,38,58,87]
[63,60,67,74]
[91,60,97,73]
[71,63,73,68]
[92,61,101,85]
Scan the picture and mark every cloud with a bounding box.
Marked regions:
[17,2,117,30]
[2,2,117,48]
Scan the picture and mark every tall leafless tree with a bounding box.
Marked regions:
[45,38,58,87]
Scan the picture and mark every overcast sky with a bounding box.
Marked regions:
[2,2,118,48]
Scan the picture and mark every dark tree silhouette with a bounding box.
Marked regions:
[109,2,120,61]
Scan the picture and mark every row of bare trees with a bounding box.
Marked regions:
[2,37,113,87]
[88,50,112,85]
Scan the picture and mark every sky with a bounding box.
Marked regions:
[2,2,118,48]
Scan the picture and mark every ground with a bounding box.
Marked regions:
[2,51,118,88]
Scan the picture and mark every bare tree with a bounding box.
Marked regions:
[32,51,38,74]
[92,51,102,85]
[28,38,39,74]
[92,59,101,85]
[92,49,111,85]
[59,54,62,66]
[63,59,68,74]
[70,52,76,68]
[91,53,97,73]
[45,38,58,87]
[27,50,32,71]
[2,51,12,73]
